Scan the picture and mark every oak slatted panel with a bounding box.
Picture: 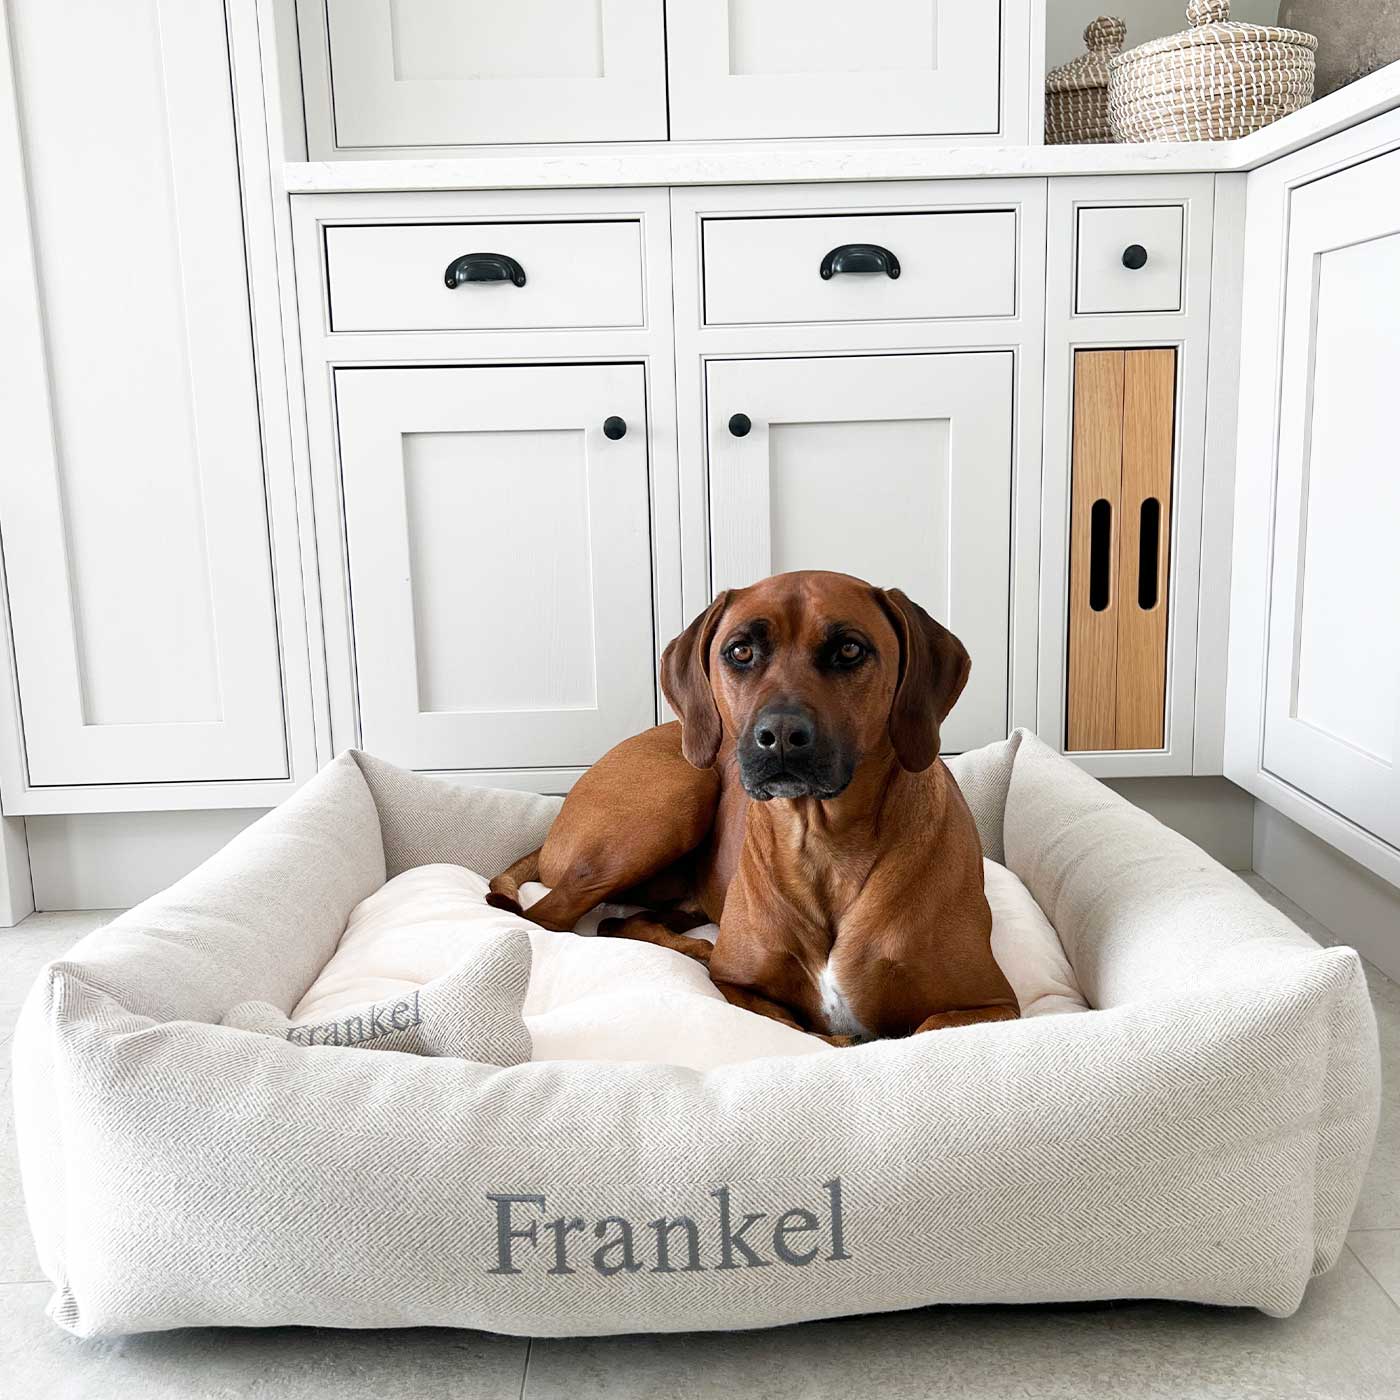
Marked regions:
[1115,349,1176,749]
[1066,350,1125,751]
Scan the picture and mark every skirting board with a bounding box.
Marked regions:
[1105,776,1256,872]
[1254,803,1400,986]
[1,814,34,925]
[15,774,1256,913]
[25,808,266,912]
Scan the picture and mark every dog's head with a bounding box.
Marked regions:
[661,571,970,800]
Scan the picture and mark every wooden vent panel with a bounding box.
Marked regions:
[1066,348,1175,752]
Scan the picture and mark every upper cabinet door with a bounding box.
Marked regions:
[303,0,667,153]
[1258,150,1400,848]
[706,353,1013,753]
[0,0,287,788]
[667,0,1004,140]
[335,364,656,773]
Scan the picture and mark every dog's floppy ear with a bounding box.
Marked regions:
[660,591,732,769]
[875,587,971,772]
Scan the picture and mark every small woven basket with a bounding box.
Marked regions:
[1108,0,1317,143]
[1046,17,1127,144]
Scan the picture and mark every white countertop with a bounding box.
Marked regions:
[284,64,1400,195]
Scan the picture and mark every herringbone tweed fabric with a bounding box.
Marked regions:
[223,927,532,1063]
[12,734,1380,1338]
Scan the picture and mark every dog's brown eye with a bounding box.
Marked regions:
[836,641,865,664]
[726,643,754,666]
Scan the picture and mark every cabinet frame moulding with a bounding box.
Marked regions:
[1039,174,1217,779]
[667,179,1047,743]
[289,187,683,791]
[0,0,321,816]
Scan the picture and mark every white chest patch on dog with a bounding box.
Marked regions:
[818,961,870,1040]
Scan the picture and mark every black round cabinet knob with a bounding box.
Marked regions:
[1122,243,1149,270]
[728,413,752,438]
[602,416,627,440]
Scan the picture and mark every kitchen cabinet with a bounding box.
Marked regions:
[667,1,1021,142]
[297,0,668,153]
[1065,348,1176,753]
[295,0,1037,155]
[1229,122,1400,881]
[0,0,313,810]
[334,363,658,773]
[705,351,1015,756]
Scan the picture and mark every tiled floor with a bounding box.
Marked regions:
[3,879,1397,1400]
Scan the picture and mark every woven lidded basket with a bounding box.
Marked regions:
[1108,0,1317,142]
[1046,17,1127,144]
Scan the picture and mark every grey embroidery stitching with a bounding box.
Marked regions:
[485,1179,850,1277]
[284,989,422,1046]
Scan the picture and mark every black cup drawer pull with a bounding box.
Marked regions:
[443,252,527,289]
[819,243,901,281]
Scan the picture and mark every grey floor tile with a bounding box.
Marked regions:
[1238,874,1338,946]
[0,911,120,1008]
[1242,875,1400,1230]
[1,1100,42,1284]
[1,1281,530,1400]
[1351,957,1400,1230]
[523,1251,1400,1400]
[1350,1231,1400,1308]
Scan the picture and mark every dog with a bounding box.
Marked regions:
[488,570,1018,1043]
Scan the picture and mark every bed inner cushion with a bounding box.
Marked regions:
[292,859,1087,1070]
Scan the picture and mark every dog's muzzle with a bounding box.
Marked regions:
[738,703,855,801]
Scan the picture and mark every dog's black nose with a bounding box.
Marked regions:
[753,708,815,757]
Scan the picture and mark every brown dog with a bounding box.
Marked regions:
[489,570,1018,1042]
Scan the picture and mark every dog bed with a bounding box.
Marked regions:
[12,731,1380,1336]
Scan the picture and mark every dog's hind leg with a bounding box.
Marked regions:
[486,848,540,913]
[596,908,714,962]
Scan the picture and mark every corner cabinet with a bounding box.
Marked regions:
[1228,113,1400,885]
[0,0,316,813]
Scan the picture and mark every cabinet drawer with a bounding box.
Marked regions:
[325,221,645,333]
[702,211,1018,326]
[1075,206,1184,315]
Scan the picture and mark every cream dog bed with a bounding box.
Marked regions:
[12,730,1380,1337]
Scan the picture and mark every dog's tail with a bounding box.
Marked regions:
[486,847,541,915]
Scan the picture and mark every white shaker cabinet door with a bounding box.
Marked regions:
[667,0,1003,140]
[0,0,287,787]
[1258,150,1400,848]
[335,364,656,772]
[307,0,667,150]
[706,353,1014,753]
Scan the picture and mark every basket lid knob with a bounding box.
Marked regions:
[1185,0,1230,25]
[1084,16,1127,52]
